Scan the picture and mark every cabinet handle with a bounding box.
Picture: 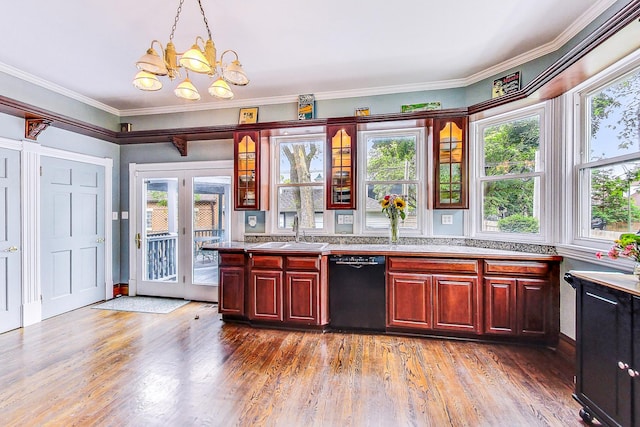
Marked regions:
[3,246,18,252]
[619,361,629,370]
[629,369,639,378]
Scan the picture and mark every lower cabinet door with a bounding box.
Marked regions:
[387,272,432,329]
[484,277,517,335]
[249,270,283,321]
[285,271,319,324]
[516,278,550,337]
[576,281,632,427]
[433,275,479,333]
[218,266,245,315]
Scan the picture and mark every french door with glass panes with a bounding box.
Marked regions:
[134,168,231,301]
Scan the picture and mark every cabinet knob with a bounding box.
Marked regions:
[629,369,639,378]
[619,361,629,370]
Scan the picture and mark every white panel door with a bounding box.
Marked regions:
[0,148,21,333]
[41,157,105,319]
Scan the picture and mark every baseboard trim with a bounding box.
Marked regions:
[556,333,575,363]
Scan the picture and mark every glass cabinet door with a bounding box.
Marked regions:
[234,130,260,210]
[434,117,468,209]
[326,123,356,209]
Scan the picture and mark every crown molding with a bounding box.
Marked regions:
[0,62,120,116]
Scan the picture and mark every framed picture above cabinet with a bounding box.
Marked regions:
[234,130,260,210]
[326,123,356,210]
[433,117,468,209]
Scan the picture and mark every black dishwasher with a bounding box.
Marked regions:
[329,255,386,332]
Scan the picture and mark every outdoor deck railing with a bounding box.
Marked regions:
[146,233,178,280]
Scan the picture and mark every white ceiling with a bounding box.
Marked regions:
[0,0,616,116]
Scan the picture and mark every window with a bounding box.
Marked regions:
[475,106,547,239]
[273,134,325,232]
[577,66,640,242]
[360,129,422,233]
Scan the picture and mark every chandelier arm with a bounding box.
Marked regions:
[220,50,239,63]
[197,0,213,40]
[169,0,186,41]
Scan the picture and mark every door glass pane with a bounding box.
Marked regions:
[193,176,231,285]
[144,178,179,283]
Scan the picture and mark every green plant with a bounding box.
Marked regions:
[497,214,539,233]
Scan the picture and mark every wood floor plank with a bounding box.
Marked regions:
[0,301,584,426]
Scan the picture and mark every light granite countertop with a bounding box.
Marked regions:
[207,241,562,261]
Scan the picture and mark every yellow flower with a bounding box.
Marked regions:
[380,198,390,209]
[393,197,406,210]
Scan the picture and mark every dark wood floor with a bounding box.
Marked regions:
[0,301,586,426]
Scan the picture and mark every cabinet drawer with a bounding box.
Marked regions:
[219,252,245,266]
[251,255,283,269]
[388,257,478,274]
[285,256,321,271]
[484,260,549,277]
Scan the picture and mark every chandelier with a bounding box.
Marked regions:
[132,0,249,101]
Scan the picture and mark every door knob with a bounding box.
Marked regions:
[135,233,141,249]
[3,246,18,252]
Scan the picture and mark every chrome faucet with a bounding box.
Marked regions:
[292,215,300,243]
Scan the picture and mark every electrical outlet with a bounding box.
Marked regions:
[441,214,453,225]
[344,215,354,224]
[337,215,344,224]
[112,211,118,220]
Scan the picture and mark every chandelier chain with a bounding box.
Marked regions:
[197,0,213,40]
[169,0,185,41]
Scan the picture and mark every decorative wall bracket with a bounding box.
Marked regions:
[25,118,52,141]
[172,136,188,156]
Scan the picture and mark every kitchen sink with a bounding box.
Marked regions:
[252,241,328,251]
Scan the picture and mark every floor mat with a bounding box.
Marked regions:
[92,296,190,314]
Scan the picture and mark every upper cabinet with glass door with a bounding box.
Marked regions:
[234,130,260,210]
[434,117,468,209]
[326,123,357,209]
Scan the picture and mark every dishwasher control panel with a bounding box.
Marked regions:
[329,255,385,265]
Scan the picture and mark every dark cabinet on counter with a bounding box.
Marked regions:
[565,271,640,426]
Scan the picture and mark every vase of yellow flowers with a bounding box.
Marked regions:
[380,194,406,244]
[597,233,640,280]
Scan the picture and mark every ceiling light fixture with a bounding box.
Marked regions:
[133,0,249,101]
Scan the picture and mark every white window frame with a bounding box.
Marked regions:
[471,102,551,243]
[563,50,640,257]
[357,127,426,236]
[270,133,330,235]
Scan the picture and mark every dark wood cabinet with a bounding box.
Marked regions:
[483,260,555,343]
[326,123,356,210]
[234,130,260,210]
[218,252,246,316]
[433,117,468,209]
[248,253,328,327]
[387,272,432,329]
[387,257,479,335]
[433,274,479,333]
[566,271,640,426]
[250,269,283,321]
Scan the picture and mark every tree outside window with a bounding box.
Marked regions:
[478,113,543,235]
[582,68,640,239]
